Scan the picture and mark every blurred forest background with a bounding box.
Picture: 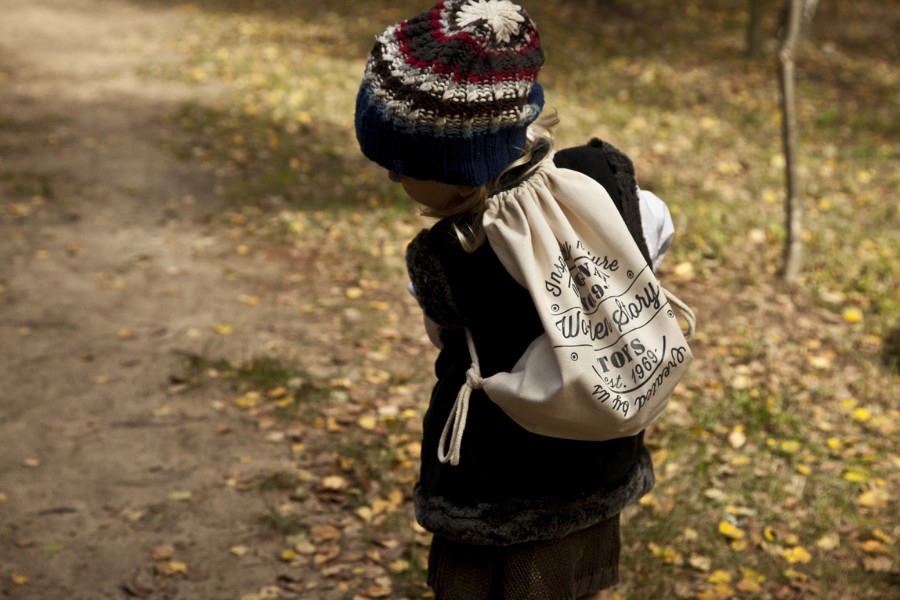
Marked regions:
[0,0,897,599]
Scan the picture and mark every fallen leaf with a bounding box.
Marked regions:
[10,572,29,585]
[779,439,801,454]
[815,532,840,551]
[735,578,762,593]
[310,524,342,543]
[689,555,713,572]
[356,506,374,523]
[280,549,298,562]
[871,529,893,544]
[357,415,377,430]
[152,543,176,560]
[852,407,872,422]
[782,545,812,564]
[842,469,869,483]
[155,561,188,576]
[728,427,747,449]
[321,475,347,491]
[294,541,316,555]
[706,569,731,584]
[312,544,340,565]
[857,488,889,509]
[718,521,745,540]
[389,559,410,573]
[842,307,863,323]
[858,540,890,554]
[863,556,894,573]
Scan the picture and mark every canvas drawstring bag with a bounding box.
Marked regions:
[438,161,695,466]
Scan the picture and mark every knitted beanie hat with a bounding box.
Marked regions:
[355,0,545,187]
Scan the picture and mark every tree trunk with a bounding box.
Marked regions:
[778,0,805,283]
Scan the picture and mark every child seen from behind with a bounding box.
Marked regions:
[354,1,688,598]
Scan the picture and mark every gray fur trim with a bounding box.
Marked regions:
[414,449,654,546]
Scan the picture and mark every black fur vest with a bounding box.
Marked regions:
[405,139,656,545]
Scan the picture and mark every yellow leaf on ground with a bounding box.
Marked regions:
[740,567,766,583]
[321,475,347,491]
[728,427,747,449]
[389,559,411,573]
[10,573,29,585]
[212,323,233,335]
[852,407,872,422]
[872,529,893,544]
[357,416,377,430]
[782,546,812,564]
[816,532,840,551]
[167,561,188,574]
[152,543,175,560]
[858,540,890,554]
[234,391,261,409]
[689,555,712,572]
[842,307,864,323]
[718,521,745,540]
[779,440,801,454]
[857,488,890,509]
[783,569,808,581]
[155,561,188,575]
[673,261,694,280]
[708,570,732,585]
[356,506,374,523]
[843,469,870,483]
[280,549,297,562]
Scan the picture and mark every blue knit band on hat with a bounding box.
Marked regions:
[354,0,545,187]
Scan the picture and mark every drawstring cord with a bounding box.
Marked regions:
[662,286,697,339]
[437,328,483,466]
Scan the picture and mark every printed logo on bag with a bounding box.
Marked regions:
[543,237,689,419]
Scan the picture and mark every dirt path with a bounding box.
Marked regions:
[0,1,323,598]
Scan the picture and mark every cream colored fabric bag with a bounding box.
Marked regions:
[438,161,694,465]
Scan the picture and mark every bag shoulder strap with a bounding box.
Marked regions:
[662,286,697,339]
[437,328,483,466]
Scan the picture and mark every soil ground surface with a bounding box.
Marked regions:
[2,1,898,600]
[0,0,357,598]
